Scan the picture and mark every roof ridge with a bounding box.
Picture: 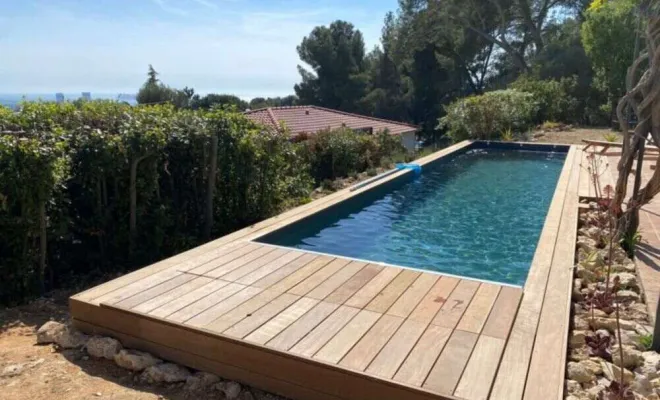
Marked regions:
[307,105,418,129]
[265,107,280,131]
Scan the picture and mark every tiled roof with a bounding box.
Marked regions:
[244,106,418,136]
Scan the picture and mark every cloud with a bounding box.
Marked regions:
[190,0,219,9]
[151,0,189,16]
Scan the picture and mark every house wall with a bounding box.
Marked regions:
[401,131,417,152]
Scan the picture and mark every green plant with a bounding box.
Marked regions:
[621,230,642,255]
[541,121,562,130]
[510,76,580,124]
[603,132,619,142]
[439,90,538,142]
[639,334,653,351]
[500,128,514,142]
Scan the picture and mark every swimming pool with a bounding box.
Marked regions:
[257,142,568,285]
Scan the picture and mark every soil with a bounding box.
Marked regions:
[0,126,615,400]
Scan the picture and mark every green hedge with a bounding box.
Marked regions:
[0,102,312,305]
[0,102,408,305]
[438,90,538,142]
[510,76,581,124]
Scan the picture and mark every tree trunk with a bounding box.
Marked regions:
[203,133,218,240]
[129,154,150,255]
[38,200,47,295]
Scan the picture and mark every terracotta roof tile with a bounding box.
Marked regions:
[244,106,417,136]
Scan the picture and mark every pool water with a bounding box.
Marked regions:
[258,147,566,285]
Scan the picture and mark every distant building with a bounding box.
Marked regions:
[55,93,65,103]
[244,105,419,151]
[82,92,91,101]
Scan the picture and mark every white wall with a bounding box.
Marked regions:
[401,131,417,152]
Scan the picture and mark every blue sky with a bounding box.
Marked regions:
[0,0,397,98]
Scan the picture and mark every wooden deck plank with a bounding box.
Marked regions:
[481,286,523,340]
[187,243,275,277]
[314,309,381,364]
[207,248,289,280]
[394,325,453,387]
[344,267,401,309]
[92,243,257,305]
[132,276,214,313]
[287,258,352,296]
[73,241,250,303]
[423,330,478,395]
[339,314,404,371]
[168,282,246,323]
[290,306,360,358]
[267,301,340,351]
[324,264,384,304]
[453,335,506,400]
[204,289,283,332]
[245,253,318,288]
[306,262,367,300]
[365,269,420,313]
[223,293,301,338]
[148,279,230,318]
[387,274,439,318]
[222,250,302,282]
[365,319,427,379]
[112,273,196,309]
[266,256,334,292]
[186,286,264,328]
[432,279,481,329]
[245,297,320,345]
[455,283,501,334]
[409,276,460,324]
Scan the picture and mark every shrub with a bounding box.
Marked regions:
[510,76,580,124]
[0,101,313,305]
[303,127,406,182]
[438,90,537,142]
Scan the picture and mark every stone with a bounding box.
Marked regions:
[86,337,122,360]
[632,374,654,397]
[574,315,591,331]
[600,361,634,383]
[216,381,242,400]
[627,303,650,322]
[571,331,588,348]
[586,384,606,399]
[568,361,596,383]
[637,352,660,380]
[577,236,599,253]
[566,380,582,393]
[141,363,191,383]
[36,321,67,344]
[580,359,603,376]
[590,317,638,332]
[617,290,641,302]
[1,364,24,377]
[611,273,639,291]
[185,372,221,392]
[574,279,585,301]
[114,349,161,371]
[612,345,644,369]
[240,392,256,400]
[577,266,597,283]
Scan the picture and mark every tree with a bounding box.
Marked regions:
[581,0,639,122]
[248,95,298,110]
[294,21,369,112]
[190,94,248,111]
[136,65,195,108]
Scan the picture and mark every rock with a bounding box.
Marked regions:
[651,377,660,389]
[1,364,24,377]
[36,321,67,344]
[240,392,256,400]
[586,384,606,399]
[114,349,161,371]
[576,266,597,283]
[566,380,582,393]
[580,359,603,375]
[185,372,221,392]
[632,374,654,397]
[626,303,650,322]
[637,352,660,380]
[618,330,642,349]
[216,381,242,400]
[612,273,639,291]
[617,290,641,302]
[577,236,599,253]
[612,345,644,369]
[141,363,191,383]
[600,361,634,383]
[574,279,585,301]
[590,317,638,332]
[571,331,588,348]
[596,329,611,339]
[570,348,591,362]
[568,361,596,383]
[86,337,122,360]
[574,315,591,331]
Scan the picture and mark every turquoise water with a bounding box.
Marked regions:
[258,147,566,285]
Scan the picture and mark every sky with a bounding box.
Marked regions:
[0,0,397,99]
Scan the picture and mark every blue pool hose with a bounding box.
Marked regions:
[396,163,422,174]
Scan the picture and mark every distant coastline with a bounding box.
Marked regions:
[0,93,137,108]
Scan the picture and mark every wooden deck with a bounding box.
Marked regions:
[70,141,582,400]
